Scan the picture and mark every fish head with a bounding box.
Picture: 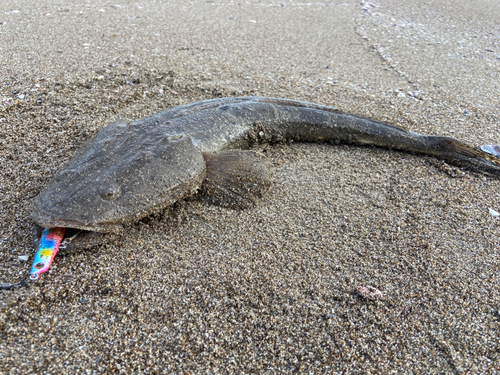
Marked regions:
[31,121,206,233]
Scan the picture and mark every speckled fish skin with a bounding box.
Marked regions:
[31,97,500,233]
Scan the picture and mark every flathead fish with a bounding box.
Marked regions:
[31,97,500,244]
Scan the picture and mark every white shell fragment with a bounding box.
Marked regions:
[18,255,29,261]
[354,286,383,300]
[480,145,500,158]
[489,208,500,217]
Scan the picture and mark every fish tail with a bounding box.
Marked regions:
[414,135,500,176]
[326,113,500,177]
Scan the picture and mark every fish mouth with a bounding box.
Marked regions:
[31,197,125,233]
[38,219,124,234]
[32,208,124,233]
[32,225,118,253]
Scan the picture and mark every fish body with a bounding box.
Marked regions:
[30,227,65,280]
[31,97,500,234]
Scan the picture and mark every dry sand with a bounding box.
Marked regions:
[1,0,499,373]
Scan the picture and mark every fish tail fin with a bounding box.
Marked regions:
[200,150,272,209]
[421,136,500,176]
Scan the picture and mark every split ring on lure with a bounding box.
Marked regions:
[30,227,65,281]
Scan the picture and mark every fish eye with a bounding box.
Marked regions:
[34,262,45,269]
[101,186,121,200]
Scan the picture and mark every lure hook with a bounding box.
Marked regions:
[0,275,30,290]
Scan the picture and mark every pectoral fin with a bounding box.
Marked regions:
[200,150,272,209]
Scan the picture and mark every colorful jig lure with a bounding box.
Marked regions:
[30,227,65,281]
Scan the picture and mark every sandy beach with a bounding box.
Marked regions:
[1,0,499,373]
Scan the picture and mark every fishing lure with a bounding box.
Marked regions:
[29,227,65,281]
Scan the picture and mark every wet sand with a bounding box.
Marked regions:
[1,0,499,373]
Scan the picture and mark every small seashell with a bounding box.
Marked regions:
[18,255,29,261]
[354,285,383,300]
[489,208,500,217]
[480,145,500,158]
